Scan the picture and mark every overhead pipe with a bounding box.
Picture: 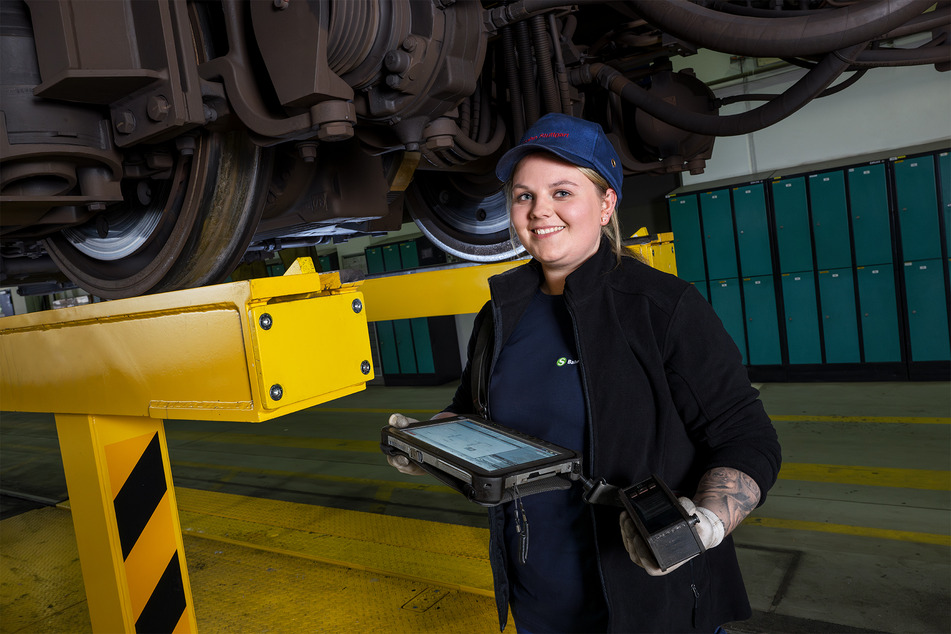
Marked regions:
[530,15,561,114]
[501,26,526,140]
[624,0,936,58]
[573,43,866,137]
[514,19,541,125]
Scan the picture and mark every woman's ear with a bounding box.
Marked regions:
[600,188,618,225]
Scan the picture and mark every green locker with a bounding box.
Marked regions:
[856,265,901,362]
[392,320,418,373]
[410,318,435,374]
[376,321,400,374]
[809,171,852,270]
[894,155,942,262]
[903,259,951,361]
[781,272,822,364]
[771,177,814,273]
[690,281,709,303]
[742,275,781,365]
[939,151,950,256]
[382,243,403,271]
[847,163,893,266]
[708,278,747,364]
[733,184,773,277]
[365,246,385,275]
[400,240,420,269]
[817,268,860,363]
[700,189,738,280]
[668,195,706,282]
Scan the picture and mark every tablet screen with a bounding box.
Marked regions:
[403,419,559,472]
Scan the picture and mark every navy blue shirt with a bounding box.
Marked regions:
[489,290,608,633]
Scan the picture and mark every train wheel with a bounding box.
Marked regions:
[42,3,271,299]
[405,171,524,262]
[44,131,270,299]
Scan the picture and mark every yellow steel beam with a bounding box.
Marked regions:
[360,261,523,322]
[0,269,374,422]
[360,233,677,322]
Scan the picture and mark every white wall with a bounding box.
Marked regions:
[678,60,951,186]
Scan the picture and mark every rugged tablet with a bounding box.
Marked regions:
[381,415,581,506]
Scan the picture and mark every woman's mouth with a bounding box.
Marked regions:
[533,226,565,236]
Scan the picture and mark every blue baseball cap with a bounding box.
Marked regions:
[495,113,624,202]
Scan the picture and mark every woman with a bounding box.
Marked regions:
[388,113,781,633]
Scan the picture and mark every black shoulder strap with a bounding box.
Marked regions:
[470,310,493,418]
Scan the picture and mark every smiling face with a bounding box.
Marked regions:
[509,152,617,294]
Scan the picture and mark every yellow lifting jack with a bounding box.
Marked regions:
[0,258,374,633]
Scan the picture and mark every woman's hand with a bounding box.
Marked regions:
[619,498,726,577]
[385,413,427,476]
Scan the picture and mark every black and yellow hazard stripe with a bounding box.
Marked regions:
[106,432,188,633]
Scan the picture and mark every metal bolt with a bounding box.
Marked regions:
[297,143,318,163]
[147,95,170,122]
[270,384,284,400]
[259,313,273,330]
[273,0,288,8]
[351,298,363,314]
[115,110,136,134]
[361,361,371,375]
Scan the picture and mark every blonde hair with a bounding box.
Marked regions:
[504,154,627,263]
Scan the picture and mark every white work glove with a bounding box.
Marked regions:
[385,413,427,476]
[619,497,725,577]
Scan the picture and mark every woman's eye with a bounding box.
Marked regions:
[516,192,532,201]
[554,189,571,198]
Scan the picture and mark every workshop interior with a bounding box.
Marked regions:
[1,1,949,632]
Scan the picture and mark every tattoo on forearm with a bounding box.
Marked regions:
[694,468,761,535]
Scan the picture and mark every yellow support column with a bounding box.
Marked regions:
[56,414,196,634]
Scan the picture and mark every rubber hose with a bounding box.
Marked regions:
[501,26,526,140]
[625,0,934,58]
[515,19,541,125]
[581,43,865,137]
[530,15,561,114]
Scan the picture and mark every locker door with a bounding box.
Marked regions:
[668,195,706,282]
[690,281,709,303]
[939,151,950,256]
[733,184,773,277]
[700,189,738,280]
[376,321,401,374]
[818,268,861,363]
[743,275,781,365]
[709,278,747,364]
[400,240,420,269]
[365,247,385,275]
[809,171,853,270]
[772,177,814,273]
[894,156,942,262]
[848,163,893,266]
[382,243,403,271]
[903,259,951,361]
[392,320,418,373]
[856,265,901,362]
[781,272,822,364]
[410,318,435,374]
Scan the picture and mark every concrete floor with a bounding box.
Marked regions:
[1,381,949,633]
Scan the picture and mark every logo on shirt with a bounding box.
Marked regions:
[556,356,580,367]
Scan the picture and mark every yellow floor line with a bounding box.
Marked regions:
[743,516,951,546]
[779,463,950,491]
[171,459,457,495]
[771,415,950,424]
[179,529,494,598]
